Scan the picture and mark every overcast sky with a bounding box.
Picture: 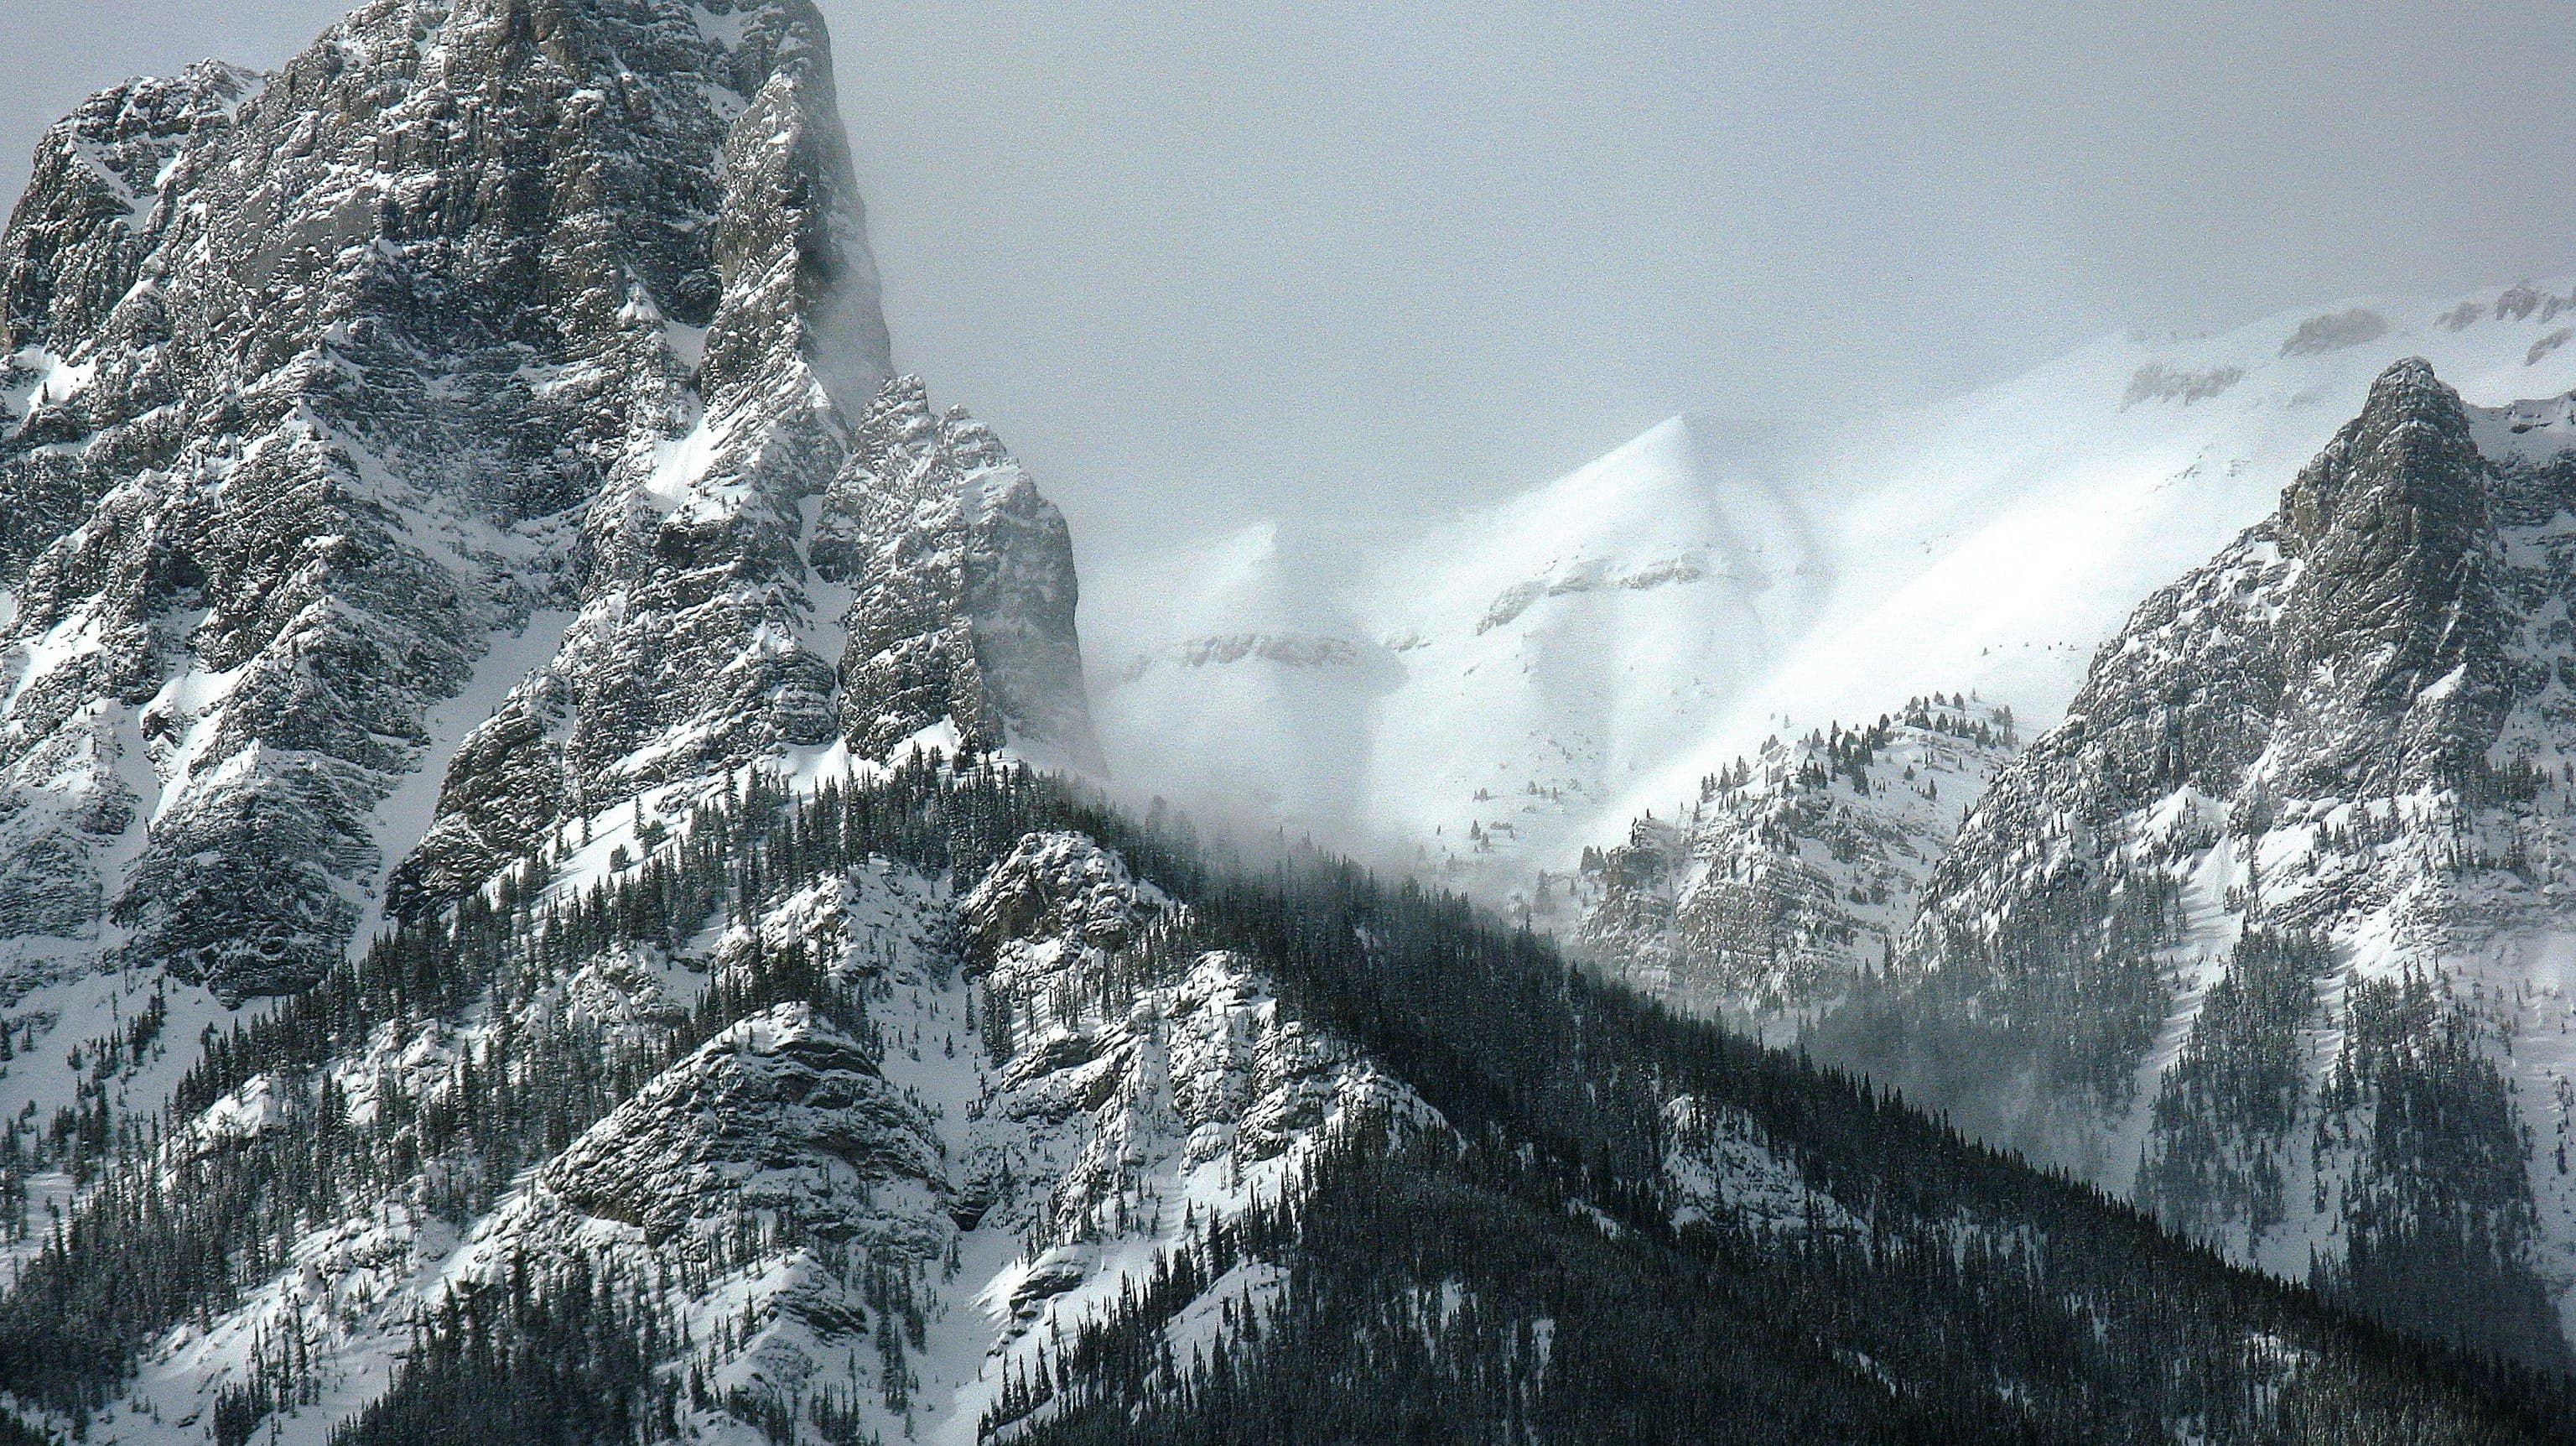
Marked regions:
[3,1,2573,564]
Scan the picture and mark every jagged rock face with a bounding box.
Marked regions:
[367,0,896,922]
[128,816,1430,1443]
[818,376,1102,766]
[0,0,882,997]
[519,1002,948,1246]
[390,368,1109,918]
[1833,358,2576,1368]
[1893,362,2549,1088]
[0,0,1099,994]
[958,829,1149,960]
[955,833,1420,1250]
[2271,359,2506,796]
[0,63,257,574]
[1573,700,2016,1039]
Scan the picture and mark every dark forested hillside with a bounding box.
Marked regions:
[7,0,2571,1439]
[19,755,2549,1444]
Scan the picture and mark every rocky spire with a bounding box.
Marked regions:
[818,374,1103,767]
[2271,356,2502,795]
[0,0,911,994]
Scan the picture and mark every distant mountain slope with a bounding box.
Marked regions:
[1091,285,2576,913]
[1608,286,2576,838]
[1090,415,1828,899]
[1797,358,2576,1373]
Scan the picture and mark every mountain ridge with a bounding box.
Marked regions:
[1581,355,2576,1372]
[0,0,1099,1006]
[1088,281,2576,923]
[1,2,2573,1440]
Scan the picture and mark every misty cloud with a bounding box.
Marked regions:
[3,0,2572,576]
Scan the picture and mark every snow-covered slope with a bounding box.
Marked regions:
[1090,415,1828,900]
[1609,288,2576,841]
[1799,359,2576,1370]
[1093,286,2576,907]
[26,747,2519,1446]
[11,768,1435,1446]
[1564,352,2576,1376]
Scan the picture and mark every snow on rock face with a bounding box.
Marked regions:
[371,0,895,924]
[1826,359,2576,1370]
[507,1002,947,1248]
[90,819,1433,1446]
[0,0,1095,1001]
[1605,286,2576,889]
[1569,356,2576,1368]
[1575,698,2018,1041]
[953,830,1431,1259]
[1737,285,2576,742]
[0,0,870,1000]
[2268,358,2504,795]
[958,830,1155,960]
[820,378,1101,768]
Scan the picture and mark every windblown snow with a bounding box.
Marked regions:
[1088,283,2576,906]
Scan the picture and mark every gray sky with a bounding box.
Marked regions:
[5,1,2574,567]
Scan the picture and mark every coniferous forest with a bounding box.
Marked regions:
[2,754,2558,1443]
[5,0,2576,1439]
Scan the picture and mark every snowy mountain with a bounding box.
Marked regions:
[1788,356,2576,1372]
[10,754,2544,1445]
[1575,356,2576,1372]
[1089,414,1828,900]
[1606,287,2576,845]
[57,785,1426,1446]
[1093,283,2576,913]
[0,0,1095,1010]
[1573,695,2018,1041]
[0,1,2568,1442]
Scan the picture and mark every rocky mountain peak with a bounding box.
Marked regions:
[2277,357,2480,553]
[2269,357,2502,795]
[0,0,1088,997]
[688,1,889,420]
[1811,358,2576,1368]
[822,376,1102,766]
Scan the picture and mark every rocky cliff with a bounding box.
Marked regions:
[1573,695,2017,1039]
[0,0,1096,1001]
[1815,359,2576,1368]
